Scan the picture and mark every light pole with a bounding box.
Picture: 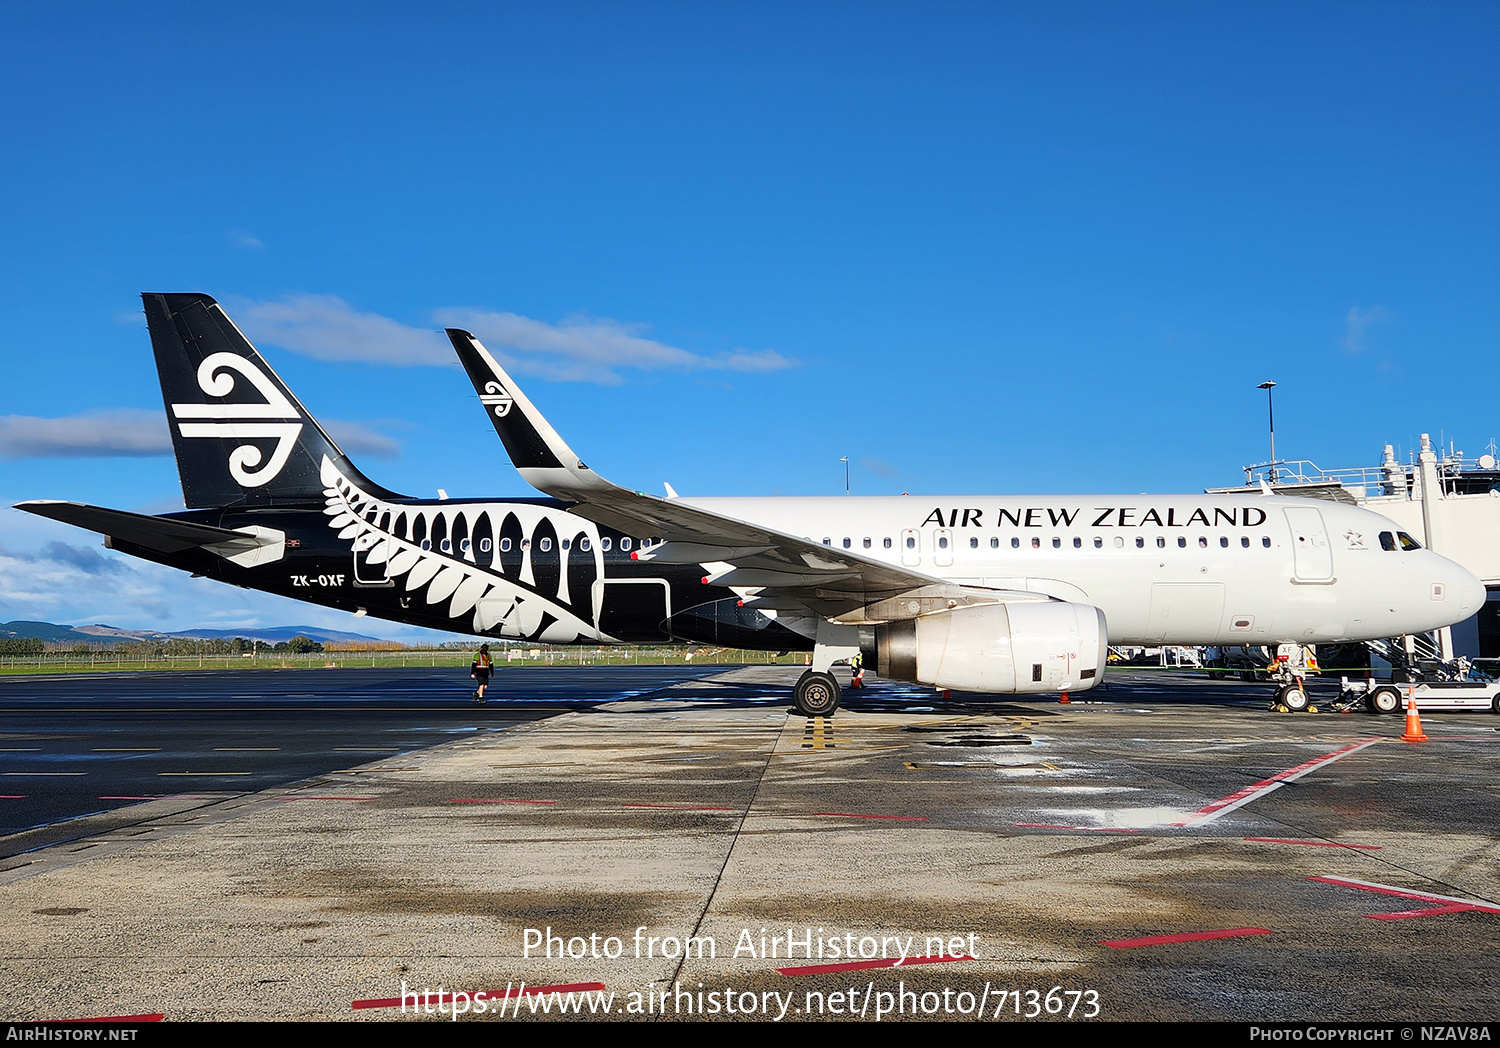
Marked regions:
[840,456,849,495]
[1257,380,1276,480]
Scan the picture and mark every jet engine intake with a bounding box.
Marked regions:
[860,601,1107,694]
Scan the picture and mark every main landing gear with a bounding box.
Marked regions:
[794,670,841,717]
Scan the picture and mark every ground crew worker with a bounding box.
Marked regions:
[472,643,493,704]
[849,650,866,689]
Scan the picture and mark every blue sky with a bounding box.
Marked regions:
[1,2,1496,638]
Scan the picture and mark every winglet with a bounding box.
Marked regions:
[446,329,615,500]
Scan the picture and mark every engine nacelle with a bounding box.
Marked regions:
[861,601,1108,694]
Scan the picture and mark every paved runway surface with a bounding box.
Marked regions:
[0,665,714,844]
[1,665,1497,1023]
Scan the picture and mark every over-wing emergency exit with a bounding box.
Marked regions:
[17,294,1485,716]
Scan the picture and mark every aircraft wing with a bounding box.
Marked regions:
[446,330,1046,621]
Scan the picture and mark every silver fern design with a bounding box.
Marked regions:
[319,457,608,642]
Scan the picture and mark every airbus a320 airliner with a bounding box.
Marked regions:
[18,294,1485,716]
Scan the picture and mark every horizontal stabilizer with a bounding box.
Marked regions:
[16,500,269,557]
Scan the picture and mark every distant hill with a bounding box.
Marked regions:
[0,621,389,647]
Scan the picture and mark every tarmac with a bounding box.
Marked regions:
[1,664,1497,1023]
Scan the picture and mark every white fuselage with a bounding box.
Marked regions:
[683,493,1485,646]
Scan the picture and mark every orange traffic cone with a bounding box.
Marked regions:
[1059,691,1071,704]
[1401,695,1428,742]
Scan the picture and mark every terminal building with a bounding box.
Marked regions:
[1208,433,1500,661]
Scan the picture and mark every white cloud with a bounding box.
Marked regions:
[435,308,795,385]
[233,294,452,366]
[1343,306,1392,354]
[230,293,796,384]
[227,229,265,250]
[0,409,171,459]
[0,408,399,462]
[324,419,401,459]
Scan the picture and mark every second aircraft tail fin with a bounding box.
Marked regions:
[446,328,616,501]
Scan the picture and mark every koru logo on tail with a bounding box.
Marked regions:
[480,380,513,418]
[170,352,304,488]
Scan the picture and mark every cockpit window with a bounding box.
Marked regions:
[1379,531,1396,552]
[1397,532,1422,551]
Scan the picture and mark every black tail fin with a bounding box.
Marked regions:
[143,292,402,509]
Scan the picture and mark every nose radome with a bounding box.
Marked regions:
[1452,561,1487,616]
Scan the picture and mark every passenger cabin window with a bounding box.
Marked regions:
[906,536,916,549]
[521,538,531,551]
[823,537,831,546]
[1093,537,1102,548]
[440,538,451,552]
[500,538,512,552]
[1073,537,1082,549]
[1113,536,1124,548]
[1051,537,1061,549]
[601,537,612,551]
[540,538,552,552]
[1011,537,1020,549]
[480,538,492,553]
[421,539,432,551]
[842,537,851,548]
[883,537,892,549]
[1136,537,1144,548]
[560,538,570,550]
[969,537,979,549]
[1219,536,1228,548]
[1177,537,1187,548]
[460,538,470,552]
[863,537,871,548]
[1262,536,1271,548]
[1199,537,1208,548]
[621,537,632,551]
[580,537,591,552]
[937,536,949,550]
[1031,537,1040,549]
[991,537,1000,549]
[1156,537,1166,549]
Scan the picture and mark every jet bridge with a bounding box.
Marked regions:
[1209,431,1500,672]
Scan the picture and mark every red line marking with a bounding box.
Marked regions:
[623,803,736,811]
[0,795,26,799]
[1368,904,1479,921]
[1244,837,1381,850]
[1015,822,1142,833]
[55,1014,165,1023]
[352,982,604,1010]
[1173,738,1379,827]
[1308,875,1500,915]
[814,812,928,821]
[777,954,972,976]
[449,798,555,805]
[1102,927,1271,948]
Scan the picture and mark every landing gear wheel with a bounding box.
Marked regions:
[1278,683,1310,713]
[794,670,841,717]
[1368,687,1400,714]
